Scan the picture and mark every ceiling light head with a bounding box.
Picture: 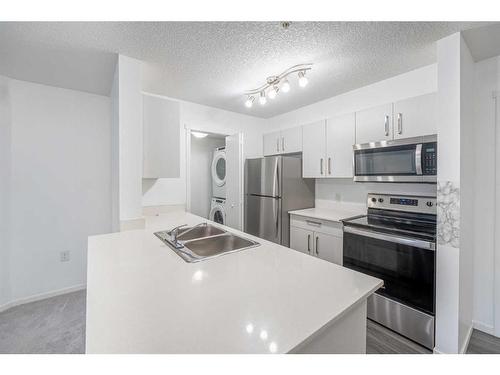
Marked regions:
[259,91,267,105]
[281,79,290,93]
[245,96,255,108]
[268,85,279,100]
[298,71,308,87]
[191,131,208,139]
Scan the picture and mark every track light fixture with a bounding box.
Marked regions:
[298,71,308,87]
[243,63,312,108]
[245,96,255,108]
[259,91,267,105]
[268,85,279,99]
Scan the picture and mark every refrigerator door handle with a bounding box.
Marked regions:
[273,157,280,198]
[274,198,279,238]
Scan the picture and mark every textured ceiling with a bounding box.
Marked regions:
[0,22,492,118]
[462,23,500,62]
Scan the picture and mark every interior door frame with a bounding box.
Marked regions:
[494,92,500,337]
[185,126,244,228]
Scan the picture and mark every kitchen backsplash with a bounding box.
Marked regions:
[315,178,438,206]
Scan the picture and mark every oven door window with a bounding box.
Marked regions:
[343,231,435,314]
[355,145,417,176]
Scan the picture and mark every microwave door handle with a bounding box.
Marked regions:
[415,144,423,175]
[343,226,435,250]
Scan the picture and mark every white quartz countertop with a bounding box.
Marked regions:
[289,204,366,223]
[86,211,381,354]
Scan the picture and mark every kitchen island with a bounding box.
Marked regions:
[85,211,382,354]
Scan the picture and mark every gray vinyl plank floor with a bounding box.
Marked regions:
[1,290,499,354]
[466,329,500,354]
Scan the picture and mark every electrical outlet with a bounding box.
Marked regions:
[60,251,70,262]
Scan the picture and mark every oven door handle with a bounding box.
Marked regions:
[343,226,435,251]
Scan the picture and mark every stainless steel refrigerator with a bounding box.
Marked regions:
[244,155,315,246]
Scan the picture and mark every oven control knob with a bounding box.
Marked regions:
[371,197,377,203]
[426,201,434,207]
[378,198,384,203]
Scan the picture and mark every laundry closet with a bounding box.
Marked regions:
[189,132,227,225]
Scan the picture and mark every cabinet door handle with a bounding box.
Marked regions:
[315,236,319,255]
[281,137,285,152]
[320,158,324,175]
[384,115,390,137]
[276,138,279,152]
[328,157,331,175]
[397,113,403,134]
[307,234,311,253]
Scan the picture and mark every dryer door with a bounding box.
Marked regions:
[212,152,226,187]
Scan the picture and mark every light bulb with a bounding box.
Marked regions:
[281,79,290,93]
[298,71,308,87]
[268,85,279,100]
[191,131,208,138]
[245,96,254,108]
[259,91,267,105]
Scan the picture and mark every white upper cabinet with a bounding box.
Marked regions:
[355,103,393,144]
[302,114,355,179]
[326,113,355,178]
[143,95,180,178]
[263,127,302,156]
[280,127,302,154]
[393,93,437,139]
[263,131,281,156]
[302,120,327,178]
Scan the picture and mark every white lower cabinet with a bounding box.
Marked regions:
[314,232,343,265]
[289,215,343,265]
[289,226,314,256]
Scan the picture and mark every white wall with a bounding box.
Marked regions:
[435,32,461,354]
[315,179,437,207]
[118,55,143,222]
[472,55,500,334]
[434,32,477,354]
[458,36,475,352]
[141,95,267,208]
[0,76,11,307]
[190,135,225,218]
[266,64,439,206]
[3,76,112,304]
[110,61,120,231]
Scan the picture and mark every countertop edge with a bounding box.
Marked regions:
[286,280,383,353]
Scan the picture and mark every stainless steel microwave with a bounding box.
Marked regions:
[353,135,437,183]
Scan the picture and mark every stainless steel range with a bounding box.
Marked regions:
[342,193,436,349]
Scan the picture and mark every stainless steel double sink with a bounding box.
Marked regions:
[154,223,260,263]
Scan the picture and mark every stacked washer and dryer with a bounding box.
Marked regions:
[209,147,227,225]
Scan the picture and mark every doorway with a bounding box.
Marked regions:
[186,129,243,230]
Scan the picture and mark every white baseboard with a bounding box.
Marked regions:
[459,324,474,354]
[0,284,86,313]
[472,320,495,335]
